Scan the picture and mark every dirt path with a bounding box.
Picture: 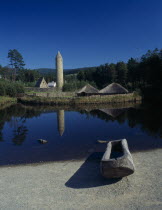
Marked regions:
[0,149,161,210]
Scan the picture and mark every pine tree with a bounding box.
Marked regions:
[8,49,25,81]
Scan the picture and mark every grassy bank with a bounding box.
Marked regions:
[0,96,17,106]
[18,93,142,105]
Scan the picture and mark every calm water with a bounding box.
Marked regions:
[0,103,162,166]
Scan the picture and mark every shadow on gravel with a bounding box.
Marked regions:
[65,152,121,189]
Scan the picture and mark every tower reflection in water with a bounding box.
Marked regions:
[56,108,125,136]
[57,110,65,136]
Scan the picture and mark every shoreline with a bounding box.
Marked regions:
[18,93,142,105]
[0,96,17,107]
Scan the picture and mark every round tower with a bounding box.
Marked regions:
[56,51,63,90]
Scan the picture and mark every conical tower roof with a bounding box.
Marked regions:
[56,51,62,58]
[99,83,128,94]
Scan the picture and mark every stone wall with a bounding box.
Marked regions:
[26,91,76,97]
[25,87,56,92]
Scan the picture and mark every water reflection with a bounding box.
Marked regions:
[11,117,28,145]
[57,110,65,136]
[0,102,162,165]
[98,108,125,118]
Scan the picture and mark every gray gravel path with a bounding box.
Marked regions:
[0,149,161,210]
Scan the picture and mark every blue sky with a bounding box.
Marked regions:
[0,0,162,69]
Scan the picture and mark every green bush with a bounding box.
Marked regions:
[14,83,25,93]
[24,81,36,87]
[0,83,5,96]
[6,84,17,97]
[134,88,142,96]
[0,80,25,97]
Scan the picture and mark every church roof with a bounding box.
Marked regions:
[35,77,47,87]
[35,77,43,87]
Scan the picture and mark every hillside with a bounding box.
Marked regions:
[33,67,96,75]
[32,68,56,74]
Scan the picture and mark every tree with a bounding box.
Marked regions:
[116,62,127,85]
[127,58,139,88]
[0,65,12,80]
[8,49,25,81]
[109,63,117,82]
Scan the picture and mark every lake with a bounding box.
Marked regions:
[0,102,162,166]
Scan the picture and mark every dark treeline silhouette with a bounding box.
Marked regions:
[77,48,162,100]
[17,69,40,83]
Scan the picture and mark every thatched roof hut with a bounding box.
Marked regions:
[35,77,48,88]
[77,84,99,96]
[99,83,128,95]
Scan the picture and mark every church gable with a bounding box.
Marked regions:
[35,77,48,88]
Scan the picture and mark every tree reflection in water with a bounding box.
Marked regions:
[80,104,162,139]
[11,117,28,145]
[0,102,162,147]
[0,103,162,165]
[0,104,42,145]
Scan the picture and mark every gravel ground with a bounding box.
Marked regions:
[0,149,161,210]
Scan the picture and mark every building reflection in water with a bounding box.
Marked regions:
[57,110,65,136]
[99,108,125,118]
[56,108,124,137]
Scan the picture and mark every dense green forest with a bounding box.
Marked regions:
[33,67,92,75]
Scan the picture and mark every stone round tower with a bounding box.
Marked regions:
[56,51,63,90]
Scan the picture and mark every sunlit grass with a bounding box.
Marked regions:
[19,92,142,105]
[0,96,17,106]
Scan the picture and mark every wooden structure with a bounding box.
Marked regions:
[77,84,99,96]
[99,83,128,95]
[100,139,135,178]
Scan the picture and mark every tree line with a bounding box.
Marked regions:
[0,49,41,84]
[1,48,162,101]
[77,48,162,94]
